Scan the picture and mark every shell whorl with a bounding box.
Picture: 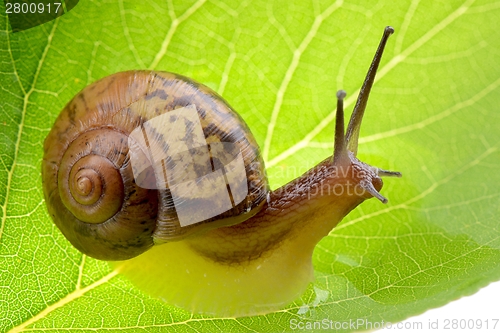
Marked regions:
[58,130,126,224]
[42,71,268,260]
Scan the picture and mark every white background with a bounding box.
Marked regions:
[379,280,500,332]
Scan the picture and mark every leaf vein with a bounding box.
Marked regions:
[267,0,476,168]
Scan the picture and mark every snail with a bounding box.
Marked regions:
[42,26,400,317]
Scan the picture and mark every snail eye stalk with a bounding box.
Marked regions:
[345,26,394,156]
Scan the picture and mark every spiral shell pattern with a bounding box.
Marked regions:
[42,71,268,260]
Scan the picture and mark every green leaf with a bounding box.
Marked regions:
[2,0,500,332]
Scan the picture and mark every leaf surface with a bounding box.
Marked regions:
[1,0,500,332]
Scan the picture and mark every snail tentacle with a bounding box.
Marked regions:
[333,89,350,167]
[345,26,395,155]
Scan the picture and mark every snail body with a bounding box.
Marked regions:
[42,27,399,317]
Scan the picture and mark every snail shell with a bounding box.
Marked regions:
[42,71,269,261]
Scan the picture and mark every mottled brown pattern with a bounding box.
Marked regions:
[42,71,268,260]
